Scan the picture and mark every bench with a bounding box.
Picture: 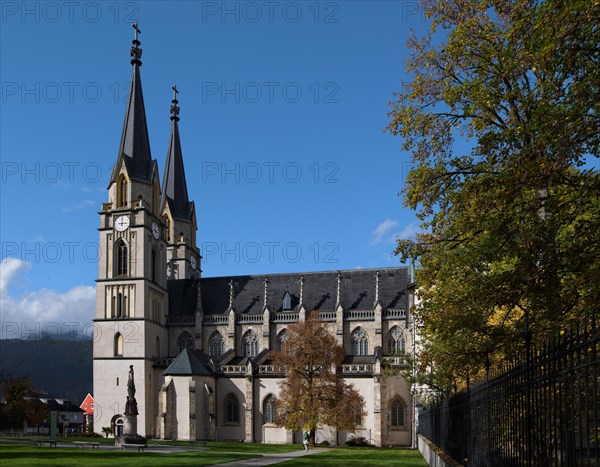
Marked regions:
[74,441,100,449]
[34,440,57,447]
[149,438,172,445]
[121,443,146,452]
[189,440,207,446]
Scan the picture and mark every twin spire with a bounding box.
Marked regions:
[115,23,192,222]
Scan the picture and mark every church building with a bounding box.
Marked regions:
[93,28,416,446]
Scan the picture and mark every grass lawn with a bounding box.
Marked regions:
[0,443,258,466]
[281,447,428,466]
[0,440,427,466]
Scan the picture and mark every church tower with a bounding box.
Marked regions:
[93,24,168,438]
[160,87,200,281]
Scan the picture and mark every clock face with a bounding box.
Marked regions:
[190,256,197,270]
[115,215,130,232]
[152,222,160,239]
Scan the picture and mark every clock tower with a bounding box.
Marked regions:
[93,24,168,438]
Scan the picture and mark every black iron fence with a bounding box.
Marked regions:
[418,321,599,466]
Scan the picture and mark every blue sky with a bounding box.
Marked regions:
[0,1,428,337]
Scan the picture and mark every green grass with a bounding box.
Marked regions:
[160,440,303,453]
[0,443,258,466]
[280,447,427,466]
[0,441,427,466]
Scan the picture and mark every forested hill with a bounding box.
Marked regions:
[0,339,92,404]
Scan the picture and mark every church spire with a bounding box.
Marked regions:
[161,85,192,221]
[112,23,153,183]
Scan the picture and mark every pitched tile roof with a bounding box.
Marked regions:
[167,267,410,317]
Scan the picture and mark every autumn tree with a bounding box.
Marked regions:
[271,312,365,440]
[387,0,599,390]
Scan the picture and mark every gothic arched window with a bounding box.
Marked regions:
[263,394,277,424]
[243,330,259,358]
[350,327,369,356]
[224,393,240,424]
[275,329,288,352]
[386,326,406,355]
[115,240,128,277]
[177,331,194,353]
[390,397,406,429]
[163,215,172,243]
[114,333,123,356]
[117,175,127,208]
[208,331,224,359]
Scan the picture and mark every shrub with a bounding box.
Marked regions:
[346,436,372,447]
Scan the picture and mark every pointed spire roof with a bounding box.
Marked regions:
[111,23,154,184]
[161,85,193,221]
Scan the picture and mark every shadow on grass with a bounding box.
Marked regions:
[0,444,258,466]
[279,447,427,467]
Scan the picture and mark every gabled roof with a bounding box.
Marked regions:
[163,348,214,376]
[167,267,410,317]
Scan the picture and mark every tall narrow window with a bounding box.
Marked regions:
[114,333,123,356]
[153,182,159,215]
[115,241,128,277]
[151,248,158,282]
[275,329,288,352]
[242,330,259,358]
[117,175,127,208]
[350,327,369,356]
[354,402,364,426]
[155,336,160,357]
[386,326,406,355]
[263,394,277,424]
[208,331,224,359]
[116,293,123,318]
[164,216,171,243]
[177,331,194,353]
[224,394,240,424]
[390,398,406,428]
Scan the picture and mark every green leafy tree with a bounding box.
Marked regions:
[387,0,599,389]
[271,312,365,439]
[102,426,113,438]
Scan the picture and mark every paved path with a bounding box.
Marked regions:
[213,448,327,466]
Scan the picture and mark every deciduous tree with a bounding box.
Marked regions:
[387,0,599,389]
[271,312,365,438]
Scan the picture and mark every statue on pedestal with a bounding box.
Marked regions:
[116,364,146,446]
[124,365,138,416]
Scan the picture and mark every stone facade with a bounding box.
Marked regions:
[92,31,417,446]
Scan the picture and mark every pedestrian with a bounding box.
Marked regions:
[303,430,310,451]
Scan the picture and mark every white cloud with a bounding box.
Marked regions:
[392,221,421,243]
[59,199,95,214]
[370,219,399,245]
[0,258,95,339]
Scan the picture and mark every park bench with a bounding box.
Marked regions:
[34,440,57,447]
[73,441,100,449]
[188,440,208,446]
[149,438,172,445]
[121,443,146,452]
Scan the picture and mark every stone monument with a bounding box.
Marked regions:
[115,365,146,446]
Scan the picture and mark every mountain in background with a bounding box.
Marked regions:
[0,339,92,404]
